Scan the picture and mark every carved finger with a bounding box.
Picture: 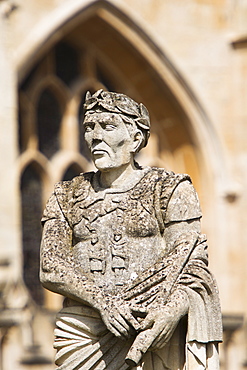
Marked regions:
[139,313,155,331]
[120,309,141,331]
[114,313,131,335]
[151,323,175,349]
[130,304,148,316]
[102,313,128,338]
[104,320,123,338]
[125,325,161,366]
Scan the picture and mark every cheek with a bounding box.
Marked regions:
[109,138,132,155]
[84,134,91,147]
[106,129,132,148]
[117,139,127,147]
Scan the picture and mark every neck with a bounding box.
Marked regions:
[98,162,138,189]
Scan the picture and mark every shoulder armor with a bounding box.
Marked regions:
[54,172,94,225]
[150,169,190,233]
[164,179,202,223]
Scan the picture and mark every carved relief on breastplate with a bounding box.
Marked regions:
[72,180,163,290]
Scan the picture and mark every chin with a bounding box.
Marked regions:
[94,160,113,171]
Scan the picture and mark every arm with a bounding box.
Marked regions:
[40,217,104,309]
[144,180,204,344]
[125,180,204,365]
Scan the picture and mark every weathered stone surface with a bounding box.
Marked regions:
[40,90,222,369]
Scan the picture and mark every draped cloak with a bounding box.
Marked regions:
[40,167,222,370]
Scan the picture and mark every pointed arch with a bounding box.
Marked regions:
[20,162,44,304]
[16,0,227,204]
[37,87,62,158]
[18,151,50,189]
[62,163,84,181]
[50,152,89,183]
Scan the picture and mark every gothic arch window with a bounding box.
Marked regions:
[18,23,195,308]
[77,89,94,160]
[37,87,62,159]
[18,37,120,308]
[21,163,43,305]
[63,163,83,181]
[55,42,80,86]
[18,1,224,308]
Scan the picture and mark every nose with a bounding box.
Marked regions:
[92,123,103,141]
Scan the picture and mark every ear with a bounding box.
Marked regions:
[131,130,143,154]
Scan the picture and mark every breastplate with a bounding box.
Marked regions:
[72,186,166,292]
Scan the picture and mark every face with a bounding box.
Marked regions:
[83,112,136,171]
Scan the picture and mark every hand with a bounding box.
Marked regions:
[139,307,178,350]
[125,307,180,367]
[141,289,189,349]
[125,289,189,366]
[100,297,147,339]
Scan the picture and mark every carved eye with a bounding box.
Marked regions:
[104,123,116,131]
[84,124,93,132]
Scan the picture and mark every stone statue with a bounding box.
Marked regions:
[40,90,222,370]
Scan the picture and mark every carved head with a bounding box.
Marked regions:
[83,90,150,151]
[82,90,150,171]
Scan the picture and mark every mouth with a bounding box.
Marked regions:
[92,148,108,156]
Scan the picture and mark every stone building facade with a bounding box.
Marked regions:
[0,0,247,369]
